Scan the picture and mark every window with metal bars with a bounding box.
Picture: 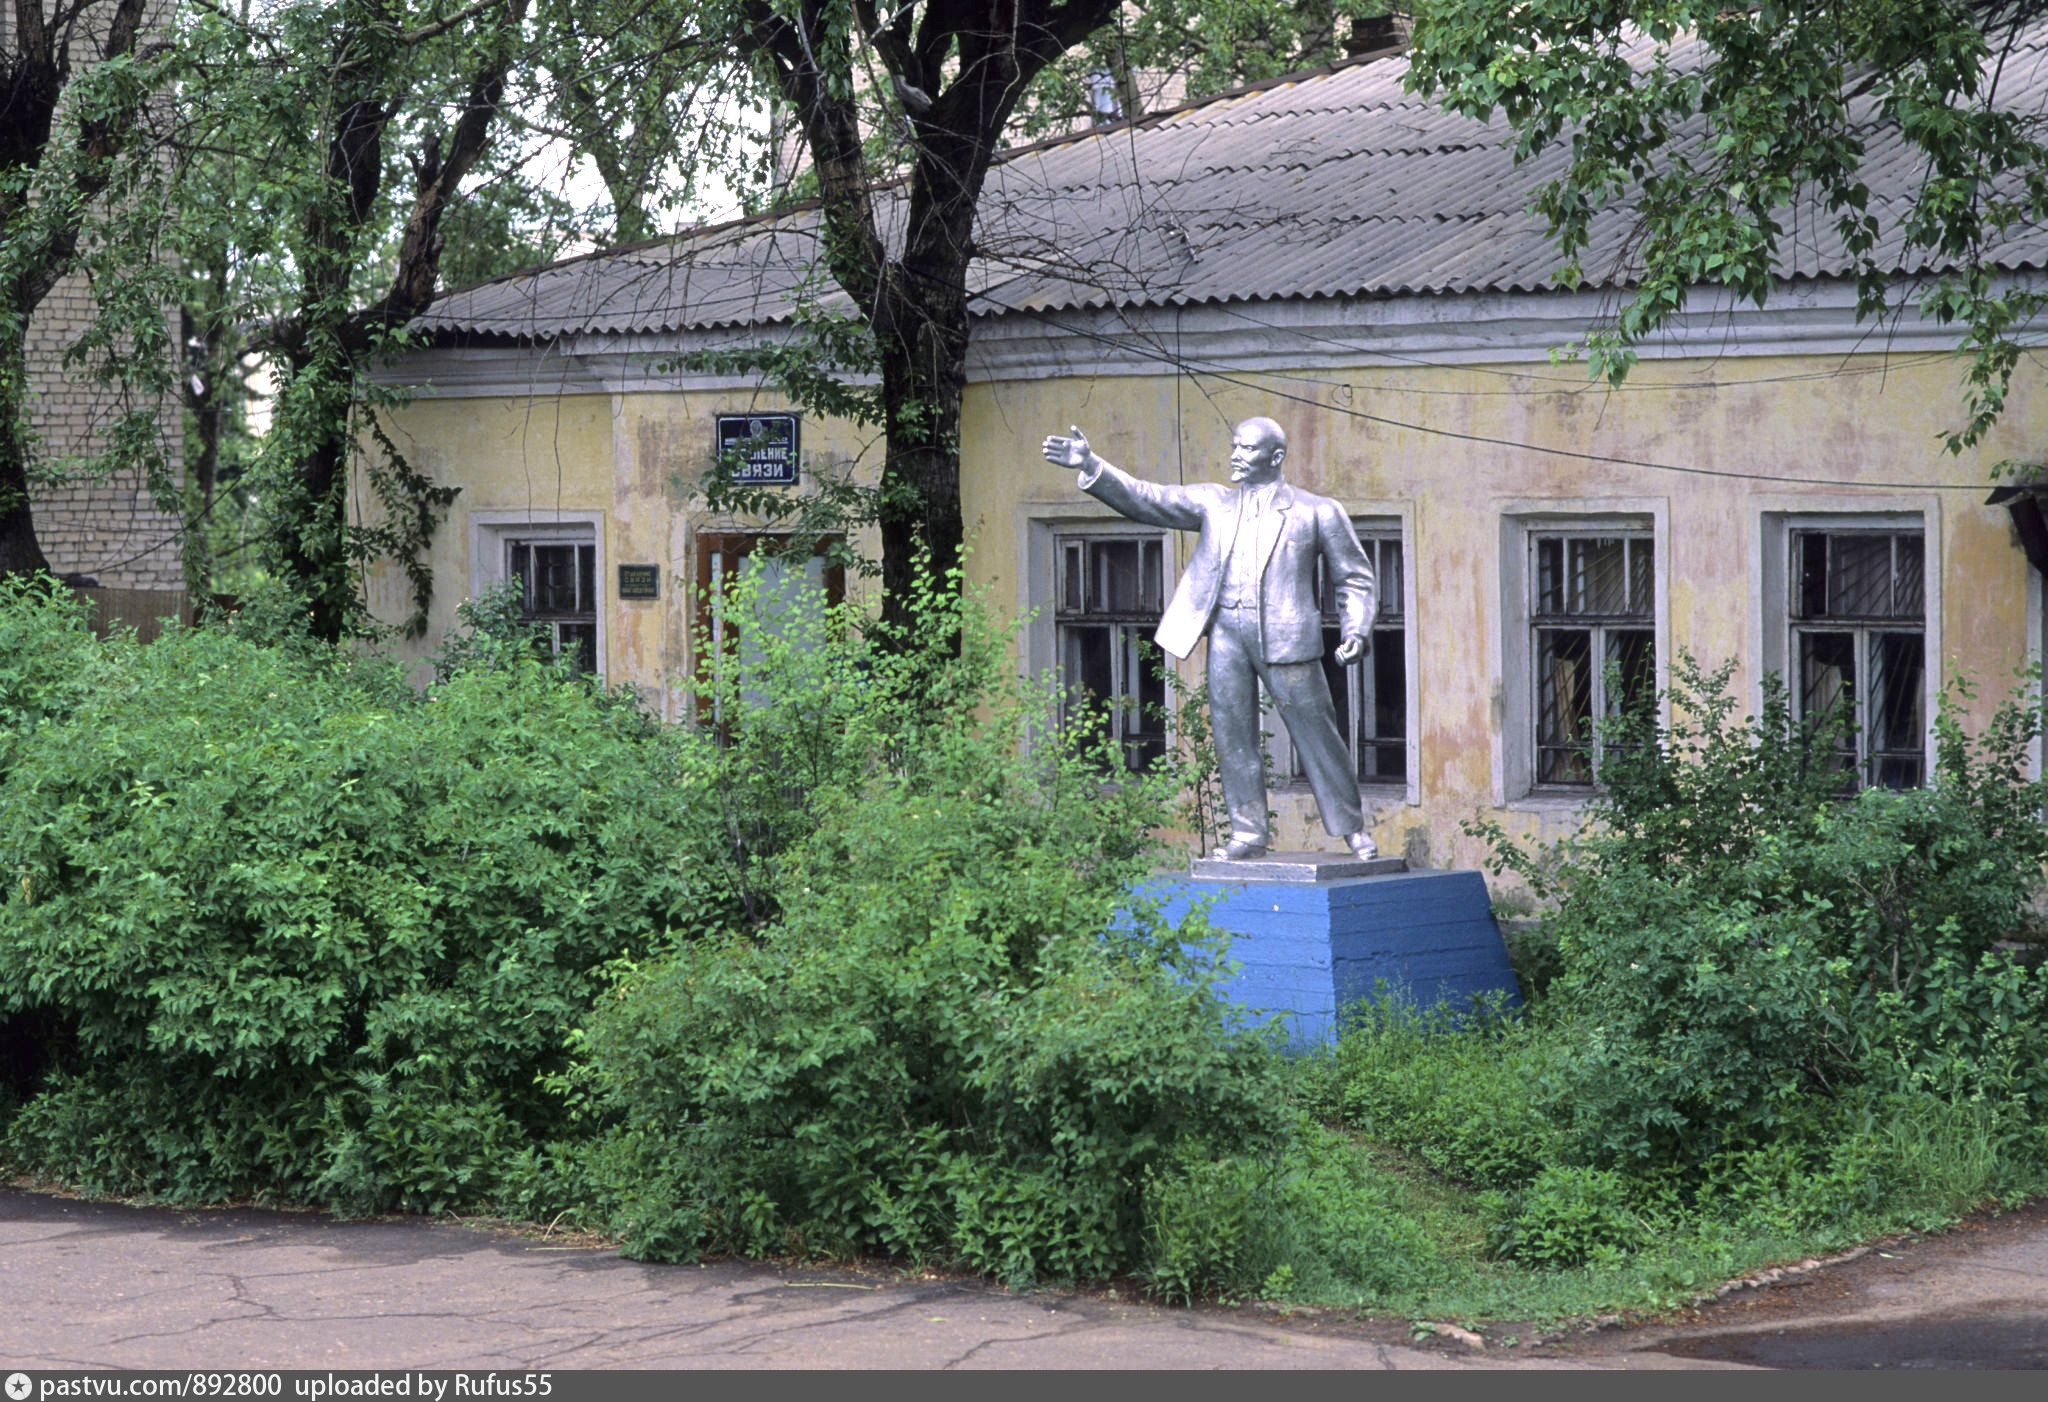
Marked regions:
[1273,527,1407,786]
[508,538,597,673]
[1530,532,1656,786]
[1054,532,1169,772]
[1790,529,1926,789]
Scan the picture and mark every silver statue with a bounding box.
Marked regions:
[1042,417,1379,861]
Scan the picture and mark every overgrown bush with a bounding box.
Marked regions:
[1467,653,2048,1169]
[1493,1165,1645,1267]
[1142,1122,1450,1306]
[522,572,1292,1282]
[0,580,726,1210]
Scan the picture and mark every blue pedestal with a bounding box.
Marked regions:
[1157,868,1522,1049]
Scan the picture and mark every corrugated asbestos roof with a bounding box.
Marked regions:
[418,28,2048,340]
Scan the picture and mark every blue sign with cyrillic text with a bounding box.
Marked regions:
[715,414,800,486]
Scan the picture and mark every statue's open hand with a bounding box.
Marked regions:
[1334,634,1369,665]
[1041,425,1091,470]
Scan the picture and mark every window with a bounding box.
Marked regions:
[508,536,597,672]
[1054,531,1168,772]
[1790,529,1926,788]
[467,513,606,677]
[1273,526,1407,786]
[1529,531,1656,786]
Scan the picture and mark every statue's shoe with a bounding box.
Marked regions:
[1211,837,1269,860]
[1346,831,1379,860]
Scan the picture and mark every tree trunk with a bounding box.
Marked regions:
[263,0,526,639]
[0,330,54,578]
[874,252,970,629]
[0,0,153,583]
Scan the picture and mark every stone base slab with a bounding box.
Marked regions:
[1189,850,1408,883]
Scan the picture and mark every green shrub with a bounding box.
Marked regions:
[0,582,726,1210]
[1143,1148,1288,1305]
[1494,1165,1645,1267]
[1141,1123,1454,1306]
[551,573,1291,1282]
[0,577,106,767]
[1470,654,2048,1170]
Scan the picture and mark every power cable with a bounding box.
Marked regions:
[964,285,2013,492]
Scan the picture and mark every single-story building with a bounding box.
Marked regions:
[366,32,2048,873]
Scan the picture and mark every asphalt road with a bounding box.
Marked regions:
[1584,1200,2048,1370]
[3,1186,2045,1369]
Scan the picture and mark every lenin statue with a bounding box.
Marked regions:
[1042,417,1379,861]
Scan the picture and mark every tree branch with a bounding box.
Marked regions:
[365,0,533,326]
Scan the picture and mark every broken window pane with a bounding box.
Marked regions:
[556,622,597,674]
[1061,623,1115,741]
[1537,536,1565,615]
[1606,628,1656,716]
[1530,530,1655,787]
[1056,533,1169,774]
[509,537,598,671]
[1829,535,1892,617]
[1869,631,1925,788]
[1537,626,1593,784]
[1797,533,1829,619]
[1892,535,1925,618]
[1569,537,1630,614]
[1366,634,1405,780]
[1790,529,1926,789]
[1628,539,1654,614]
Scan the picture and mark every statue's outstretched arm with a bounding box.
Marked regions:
[1041,424,1205,531]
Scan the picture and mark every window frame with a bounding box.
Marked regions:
[1050,527,1171,773]
[508,537,599,673]
[1752,502,1940,794]
[1526,528,1658,789]
[468,510,607,678]
[1787,526,1930,790]
[692,530,848,727]
[1492,501,1668,808]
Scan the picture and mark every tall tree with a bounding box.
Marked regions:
[1017,0,1402,137]
[182,0,535,638]
[524,0,743,246]
[727,0,1133,617]
[0,0,169,579]
[1403,0,2048,453]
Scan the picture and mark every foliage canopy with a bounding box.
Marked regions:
[1405,0,2048,453]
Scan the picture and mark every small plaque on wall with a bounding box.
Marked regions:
[715,413,800,485]
[617,564,660,601]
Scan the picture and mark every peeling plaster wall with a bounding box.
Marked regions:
[366,342,2040,879]
[366,384,884,717]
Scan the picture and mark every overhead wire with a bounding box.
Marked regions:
[961,279,2016,492]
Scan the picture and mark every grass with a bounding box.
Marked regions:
[1180,1003,2048,1325]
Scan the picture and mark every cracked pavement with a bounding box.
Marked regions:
[0,1187,1700,1370]
[10,1186,2047,1368]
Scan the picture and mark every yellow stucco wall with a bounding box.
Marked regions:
[370,386,887,717]
[368,347,2041,877]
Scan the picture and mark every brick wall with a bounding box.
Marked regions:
[25,272,185,590]
[14,0,185,592]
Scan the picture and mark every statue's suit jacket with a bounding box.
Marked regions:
[1078,460,1376,664]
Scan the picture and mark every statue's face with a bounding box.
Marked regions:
[1228,422,1284,485]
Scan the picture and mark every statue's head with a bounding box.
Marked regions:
[1229,417,1287,486]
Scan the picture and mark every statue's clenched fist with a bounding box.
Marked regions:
[1041,425,1092,471]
